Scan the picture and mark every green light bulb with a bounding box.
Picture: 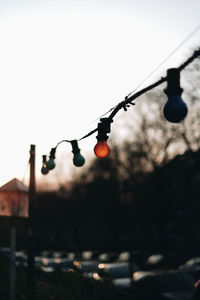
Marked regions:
[46,158,56,170]
[71,140,85,167]
[73,153,85,167]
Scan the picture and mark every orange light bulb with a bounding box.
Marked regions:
[94,141,110,158]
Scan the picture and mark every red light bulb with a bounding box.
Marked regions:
[94,141,110,158]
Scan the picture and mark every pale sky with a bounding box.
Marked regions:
[0,0,199,187]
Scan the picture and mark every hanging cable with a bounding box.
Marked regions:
[42,43,200,172]
[127,24,200,98]
[87,25,200,128]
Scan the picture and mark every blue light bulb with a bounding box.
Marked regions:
[163,68,188,123]
[41,155,49,174]
[41,165,49,175]
[163,95,188,123]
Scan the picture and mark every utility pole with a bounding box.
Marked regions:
[27,144,36,300]
[9,218,16,300]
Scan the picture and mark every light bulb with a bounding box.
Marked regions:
[94,118,112,158]
[94,141,110,158]
[41,164,49,175]
[163,95,188,123]
[163,68,188,123]
[46,158,56,170]
[41,155,49,174]
[46,148,56,170]
[73,153,85,167]
[71,140,85,167]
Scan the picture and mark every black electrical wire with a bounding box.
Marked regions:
[47,47,200,157]
[44,23,200,159]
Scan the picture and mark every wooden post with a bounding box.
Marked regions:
[27,145,36,300]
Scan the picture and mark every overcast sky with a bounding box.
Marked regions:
[0,0,199,187]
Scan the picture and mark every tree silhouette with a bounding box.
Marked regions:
[32,56,200,255]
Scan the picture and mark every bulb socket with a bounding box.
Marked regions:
[71,140,80,154]
[96,118,113,141]
[42,155,47,163]
[49,147,56,159]
[164,68,183,96]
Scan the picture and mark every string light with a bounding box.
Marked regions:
[44,139,85,173]
[46,148,56,170]
[94,118,112,158]
[71,140,85,167]
[41,155,49,175]
[163,68,188,123]
[41,47,200,174]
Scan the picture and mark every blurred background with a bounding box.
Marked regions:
[0,0,199,186]
[0,1,200,299]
